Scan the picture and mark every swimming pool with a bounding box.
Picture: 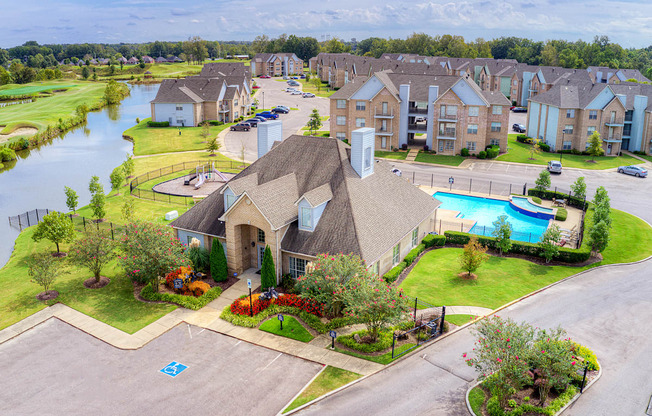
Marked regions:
[510,196,555,220]
[433,192,550,243]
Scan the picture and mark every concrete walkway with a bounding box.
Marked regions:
[406,149,419,162]
[621,150,652,165]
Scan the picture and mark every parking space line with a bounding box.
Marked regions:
[233,340,242,347]
[187,324,192,339]
[260,353,283,372]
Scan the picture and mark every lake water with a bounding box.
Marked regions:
[0,83,160,267]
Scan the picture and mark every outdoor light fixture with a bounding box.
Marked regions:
[251,241,255,247]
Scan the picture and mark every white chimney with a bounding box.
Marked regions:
[350,127,375,179]
[257,120,282,159]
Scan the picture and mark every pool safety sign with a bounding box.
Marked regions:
[160,361,188,377]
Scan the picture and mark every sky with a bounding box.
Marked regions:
[1,0,651,49]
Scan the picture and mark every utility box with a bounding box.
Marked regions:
[164,210,179,221]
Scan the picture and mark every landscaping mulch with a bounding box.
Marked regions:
[51,252,68,258]
[83,276,110,289]
[133,274,237,304]
[458,272,477,280]
[36,290,59,301]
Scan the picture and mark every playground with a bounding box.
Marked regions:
[152,162,236,197]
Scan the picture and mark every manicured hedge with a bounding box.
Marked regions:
[383,261,407,283]
[555,207,568,221]
[147,121,169,127]
[423,233,446,248]
[527,189,587,210]
[486,385,577,416]
[337,329,393,353]
[207,120,224,126]
[404,244,426,265]
[444,231,591,263]
[220,304,355,333]
[140,283,222,310]
[516,134,530,143]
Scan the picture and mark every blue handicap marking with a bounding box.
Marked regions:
[160,361,188,378]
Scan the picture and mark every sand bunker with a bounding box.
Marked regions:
[0,127,38,143]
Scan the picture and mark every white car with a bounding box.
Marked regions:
[547,160,562,174]
[285,87,297,92]
[391,168,402,177]
[291,90,303,95]
[302,93,315,98]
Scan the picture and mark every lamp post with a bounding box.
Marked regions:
[262,91,265,112]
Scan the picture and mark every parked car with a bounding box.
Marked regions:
[288,81,300,87]
[291,90,303,95]
[272,107,289,114]
[512,123,526,133]
[230,123,251,131]
[253,116,267,123]
[260,75,271,79]
[283,76,289,80]
[253,85,261,89]
[415,116,426,122]
[244,118,260,127]
[302,93,315,98]
[547,160,562,174]
[256,111,278,119]
[275,105,290,111]
[285,87,298,92]
[512,107,528,113]
[292,76,299,79]
[618,165,648,177]
[391,168,402,177]
[300,75,306,79]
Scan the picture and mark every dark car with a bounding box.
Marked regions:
[512,123,526,133]
[256,111,278,119]
[230,123,251,131]
[512,107,528,113]
[244,118,260,127]
[272,107,289,114]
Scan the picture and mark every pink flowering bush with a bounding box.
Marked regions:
[119,221,186,292]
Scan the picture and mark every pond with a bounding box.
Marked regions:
[0,83,160,267]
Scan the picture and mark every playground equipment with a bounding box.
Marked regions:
[183,163,230,188]
[210,162,229,182]
[194,165,205,189]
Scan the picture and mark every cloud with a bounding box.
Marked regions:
[170,8,192,16]
[521,2,536,8]
[191,19,201,23]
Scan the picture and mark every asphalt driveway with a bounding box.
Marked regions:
[0,319,321,416]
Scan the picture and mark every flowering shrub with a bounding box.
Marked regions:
[230,294,272,315]
[188,281,211,297]
[229,293,323,317]
[163,266,210,297]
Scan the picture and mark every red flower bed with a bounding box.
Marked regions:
[229,293,324,317]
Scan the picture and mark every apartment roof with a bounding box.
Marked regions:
[329,76,369,99]
[171,135,440,262]
[387,73,459,102]
[151,71,249,104]
[530,83,608,109]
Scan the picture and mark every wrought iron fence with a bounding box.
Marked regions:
[8,209,125,240]
[8,209,52,231]
[391,297,446,359]
[436,219,544,243]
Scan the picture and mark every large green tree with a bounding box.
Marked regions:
[69,228,116,282]
[210,238,228,282]
[32,211,75,254]
[260,245,276,289]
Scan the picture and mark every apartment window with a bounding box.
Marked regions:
[490,139,500,147]
[336,116,346,126]
[411,228,418,248]
[492,105,502,115]
[589,110,597,120]
[566,109,575,118]
[336,132,346,141]
[300,207,312,228]
[562,141,572,150]
[234,99,238,106]
[467,124,478,134]
[257,229,265,244]
[440,105,457,118]
[468,106,479,117]
[289,257,307,278]
[439,123,456,137]
[564,125,574,134]
[491,122,501,132]
[392,244,400,266]
[371,262,379,276]
[380,119,388,132]
[176,104,183,111]
[356,118,366,128]
[381,137,387,149]
[187,236,194,245]
[176,118,185,125]
[625,110,633,122]
[587,126,596,136]
[623,124,632,136]
[444,141,455,151]
[225,194,237,210]
[336,100,346,109]
[356,101,366,111]
[234,111,239,118]
[466,141,476,151]
[513,80,518,86]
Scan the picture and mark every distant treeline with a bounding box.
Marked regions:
[1,33,651,78]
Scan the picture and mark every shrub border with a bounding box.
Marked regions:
[140,283,222,310]
[220,305,356,333]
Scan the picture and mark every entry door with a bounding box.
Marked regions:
[257,245,266,269]
[607,144,612,155]
[438,140,444,152]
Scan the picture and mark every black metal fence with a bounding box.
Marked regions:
[8,209,52,231]
[129,159,244,205]
[8,209,126,240]
[436,219,544,243]
[392,297,446,359]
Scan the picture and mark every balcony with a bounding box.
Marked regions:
[407,124,427,132]
[219,105,230,113]
[605,117,624,127]
[437,134,457,140]
[374,109,394,118]
[438,114,458,123]
[603,135,622,143]
[376,129,393,136]
[408,107,428,115]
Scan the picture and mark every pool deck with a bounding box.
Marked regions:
[420,185,583,248]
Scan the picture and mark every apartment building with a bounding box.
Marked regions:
[251,53,303,77]
[527,82,652,155]
[330,71,510,155]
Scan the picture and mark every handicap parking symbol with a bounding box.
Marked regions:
[160,361,188,378]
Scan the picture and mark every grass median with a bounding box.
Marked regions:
[283,366,361,413]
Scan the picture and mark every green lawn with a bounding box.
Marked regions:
[0,228,176,333]
[469,387,485,416]
[415,152,466,166]
[124,118,234,156]
[302,131,330,137]
[0,84,78,96]
[283,366,361,413]
[132,152,246,177]
[298,79,336,98]
[445,314,477,326]
[375,151,408,160]
[633,154,652,163]
[333,343,416,365]
[401,208,652,309]
[259,315,314,342]
[498,134,641,169]
[0,80,106,137]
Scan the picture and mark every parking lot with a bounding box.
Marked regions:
[0,319,321,416]
[223,77,330,162]
[509,109,528,133]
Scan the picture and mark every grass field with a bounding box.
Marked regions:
[125,118,234,156]
[400,208,652,309]
[445,314,477,326]
[0,80,106,137]
[259,315,314,342]
[283,366,361,413]
[333,343,415,365]
[375,151,408,160]
[298,79,336,98]
[132,152,247,176]
[469,387,485,416]
[415,152,466,166]
[0,84,78,96]
[498,134,640,169]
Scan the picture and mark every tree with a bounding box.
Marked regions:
[306,108,322,135]
[121,197,135,222]
[210,238,228,282]
[535,170,551,191]
[592,186,610,208]
[122,153,135,179]
[260,245,276,289]
[27,252,67,292]
[492,215,513,255]
[88,175,106,220]
[340,274,409,341]
[69,228,116,282]
[109,167,124,195]
[64,186,78,213]
[103,79,125,105]
[570,176,587,199]
[0,66,11,86]
[311,77,322,92]
[182,36,208,64]
[586,131,604,160]
[81,66,90,79]
[459,237,489,278]
[529,138,541,160]
[589,220,610,253]
[539,224,561,263]
[323,38,349,54]
[119,221,187,292]
[592,186,611,228]
[32,211,75,254]
[530,328,576,404]
[206,136,221,156]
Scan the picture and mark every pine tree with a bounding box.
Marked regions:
[261,245,276,289]
[210,238,228,282]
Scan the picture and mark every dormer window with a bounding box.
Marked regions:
[225,194,237,210]
[300,207,312,228]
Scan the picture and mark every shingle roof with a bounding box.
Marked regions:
[529,83,608,109]
[329,76,368,99]
[299,183,333,207]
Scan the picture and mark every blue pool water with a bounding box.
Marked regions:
[434,192,550,243]
[511,196,553,214]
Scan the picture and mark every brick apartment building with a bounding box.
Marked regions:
[251,53,303,77]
